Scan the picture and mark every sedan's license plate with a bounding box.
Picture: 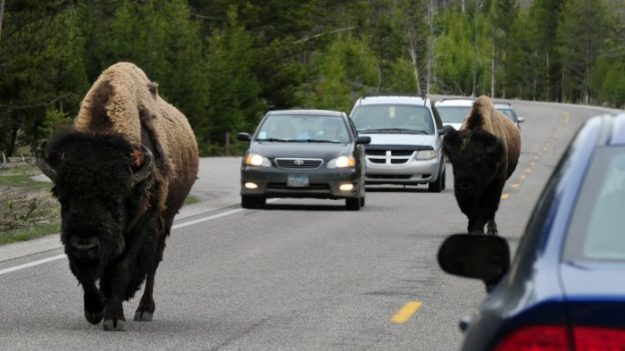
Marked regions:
[287,175,309,187]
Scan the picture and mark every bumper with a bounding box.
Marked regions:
[365,157,442,185]
[241,166,362,199]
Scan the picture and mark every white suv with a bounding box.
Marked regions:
[349,95,446,192]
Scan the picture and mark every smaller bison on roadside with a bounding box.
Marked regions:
[442,96,521,234]
[37,62,199,331]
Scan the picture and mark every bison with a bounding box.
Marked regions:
[442,96,521,235]
[37,62,199,331]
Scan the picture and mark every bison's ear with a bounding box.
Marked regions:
[147,81,158,99]
[130,145,155,186]
[442,127,461,155]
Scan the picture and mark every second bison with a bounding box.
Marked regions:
[442,96,521,234]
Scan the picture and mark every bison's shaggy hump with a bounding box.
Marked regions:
[462,95,521,179]
[74,61,199,212]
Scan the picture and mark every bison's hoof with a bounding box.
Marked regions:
[84,310,104,324]
[134,310,153,322]
[103,318,127,331]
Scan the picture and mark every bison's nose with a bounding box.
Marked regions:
[69,237,99,259]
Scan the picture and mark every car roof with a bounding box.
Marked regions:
[434,98,475,107]
[266,109,344,117]
[354,95,429,106]
[493,102,513,110]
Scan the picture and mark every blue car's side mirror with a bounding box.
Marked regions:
[438,234,511,292]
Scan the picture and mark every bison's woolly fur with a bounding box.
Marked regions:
[73,62,199,212]
[461,95,521,179]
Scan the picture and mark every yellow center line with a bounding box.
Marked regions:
[501,193,510,199]
[524,168,532,173]
[510,183,521,188]
[391,301,423,324]
[519,175,526,180]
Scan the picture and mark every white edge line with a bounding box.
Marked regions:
[0,254,67,276]
[0,207,250,277]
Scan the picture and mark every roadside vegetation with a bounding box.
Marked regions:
[0,163,60,245]
[1,0,624,160]
[0,163,202,245]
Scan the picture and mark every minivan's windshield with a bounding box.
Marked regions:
[351,105,434,134]
[564,147,625,261]
[255,114,350,143]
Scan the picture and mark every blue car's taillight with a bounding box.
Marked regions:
[493,325,625,351]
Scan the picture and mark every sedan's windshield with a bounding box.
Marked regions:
[351,105,434,134]
[564,147,625,261]
[436,106,471,124]
[255,114,350,143]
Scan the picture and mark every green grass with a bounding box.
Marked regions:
[184,194,200,206]
[0,165,53,191]
[0,223,61,245]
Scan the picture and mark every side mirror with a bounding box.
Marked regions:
[438,234,510,291]
[437,128,447,135]
[356,136,371,145]
[517,116,525,123]
[237,132,252,142]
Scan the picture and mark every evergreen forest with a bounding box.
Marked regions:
[1,0,624,156]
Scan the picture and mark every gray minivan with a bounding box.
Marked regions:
[349,95,446,192]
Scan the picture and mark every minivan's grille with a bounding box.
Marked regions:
[366,150,386,156]
[275,158,323,169]
[392,150,414,156]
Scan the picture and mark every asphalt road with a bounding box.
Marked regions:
[0,100,621,351]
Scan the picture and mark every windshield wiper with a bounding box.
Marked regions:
[359,128,429,134]
[256,138,295,142]
[298,138,342,143]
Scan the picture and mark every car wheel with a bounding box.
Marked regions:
[241,195,265,209]
[428,166,444,193]
[346,197,361,211]
[360,196,365,207]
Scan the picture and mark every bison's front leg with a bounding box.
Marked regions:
[100,261,131,331]
[83,285,104,324]
[68,260,104,324]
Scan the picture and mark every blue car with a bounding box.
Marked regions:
[438,113,625,350]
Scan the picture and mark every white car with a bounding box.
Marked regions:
[434,98,475,130]
[435,98,524,129]
[349,95,447,192]
[494,102,525,129]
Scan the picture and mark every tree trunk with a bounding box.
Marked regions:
[426,0,435,94]
[408,43,422,95]
[491,42,496,98]
[0,0,5,41]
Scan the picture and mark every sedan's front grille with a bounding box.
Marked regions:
[275,158,323,169]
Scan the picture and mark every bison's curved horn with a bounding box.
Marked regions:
[130,145,155,187]
[35,146,57,182]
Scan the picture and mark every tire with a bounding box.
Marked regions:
[360,196,365,207]
[346,197,362,211]
[428,166,445,193]
[241,195,265,209]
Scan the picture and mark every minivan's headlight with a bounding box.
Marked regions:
[244,153,271,167]
[328,156,356,168]
[416,150,438,160]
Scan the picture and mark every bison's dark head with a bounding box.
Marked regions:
[37,128,154,266]
[442,126,504,208]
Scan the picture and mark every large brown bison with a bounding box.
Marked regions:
[442,96,521,234]
[37,62,199,331]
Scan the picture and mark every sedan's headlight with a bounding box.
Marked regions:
[416,150,438,160]
[244,153,271,167]
[328,156,356,168]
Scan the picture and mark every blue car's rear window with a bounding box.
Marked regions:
[564,147,625,261]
